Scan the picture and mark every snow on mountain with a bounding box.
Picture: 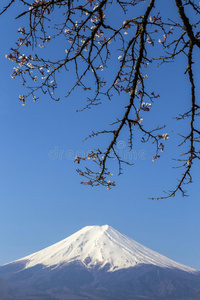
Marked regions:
[10,225,197,273]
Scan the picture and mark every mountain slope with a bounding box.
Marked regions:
[9,225,198,273]
[0,225,199,300]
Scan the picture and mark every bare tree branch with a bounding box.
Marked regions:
[2,0,200,197]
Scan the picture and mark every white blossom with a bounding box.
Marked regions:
[18,28,25,35]
[93,3,99,10]
[13,66,20,74]
[95,32,103,37]
[147,38,153,44]
[27,62,34,68]
[162,133,169,140]
[65,29,71,34]
[91,17,98,23]
[5,54,15,62]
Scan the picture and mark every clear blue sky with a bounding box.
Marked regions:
[0,1,199,270]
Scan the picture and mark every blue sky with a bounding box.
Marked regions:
[0,1,199,270]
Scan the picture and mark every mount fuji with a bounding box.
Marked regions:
[0,225,199,300]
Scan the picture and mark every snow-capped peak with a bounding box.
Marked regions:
[12,225,197,273]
